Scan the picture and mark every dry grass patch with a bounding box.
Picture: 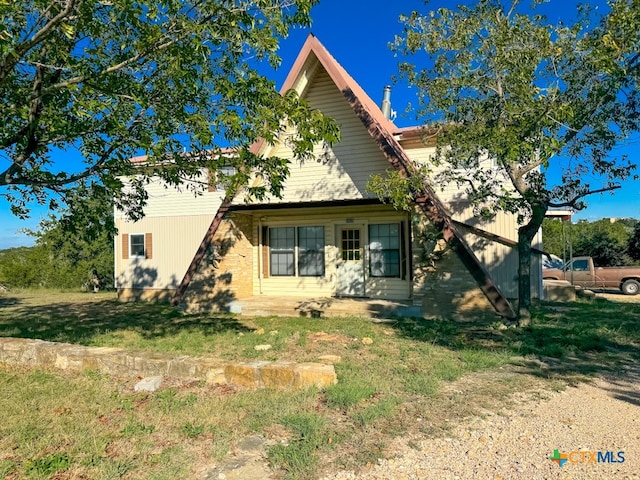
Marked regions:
[1,290,638,479]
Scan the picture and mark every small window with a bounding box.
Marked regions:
[209,166,237,192]
[341,229,361,261]
[130,234,146,258]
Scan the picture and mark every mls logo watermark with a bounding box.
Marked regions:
[549,449,625,467]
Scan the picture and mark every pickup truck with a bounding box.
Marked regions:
[543,256,640,295]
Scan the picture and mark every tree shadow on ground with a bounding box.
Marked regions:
[598,363,640,407]
[0,294,252,345]
[0,296,21,307]
[387,297,640,382]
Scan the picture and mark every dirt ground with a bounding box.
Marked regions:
[595,290,640,303]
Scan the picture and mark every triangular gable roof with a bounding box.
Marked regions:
[173,35,516,319]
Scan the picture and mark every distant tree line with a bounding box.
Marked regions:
[0,184,114,290]
[542,218,640,267]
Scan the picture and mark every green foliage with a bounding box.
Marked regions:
[542,217,639,266]
[267,413,327,479]
[325,380,377,410]
[367,166,433,212]
[0,184,114,289]
[388,0,640,314]
[0,246,49,287]
[0,0,338,219]
[181,423,205,439]
[574,229,628,266]
[541,218,568,258]
[350,397,399,427]
[629,223,640,261]
[24,453,70,477]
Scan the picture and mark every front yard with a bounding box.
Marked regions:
[0,290,638,479]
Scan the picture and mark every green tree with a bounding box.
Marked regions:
[374,0,640,319]
[0,246,48,287]
[541,218,569,259]
[0,183,114,289]
[573,230,626,265]
[1,0,339,219]
[628,222,640,261]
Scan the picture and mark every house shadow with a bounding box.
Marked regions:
[178,218,247,314]
[0,293,252,346]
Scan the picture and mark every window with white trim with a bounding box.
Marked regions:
[130,234,146,258]
[298,226,325,276]
[268,226,325,277]
[368,223,402,278]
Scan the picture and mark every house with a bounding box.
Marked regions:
[114,34,542,319]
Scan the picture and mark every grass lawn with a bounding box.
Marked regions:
[0,290,639,479]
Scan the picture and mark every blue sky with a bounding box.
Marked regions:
[1,0,638,249]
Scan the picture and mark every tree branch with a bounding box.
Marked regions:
[517,154,545,177]
[34,9,220,102]
[549,185,621,208]
[0,0,81,84]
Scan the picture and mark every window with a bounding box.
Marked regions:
[268,226,325,277]
[569,259,589,272]
[217,165,236,191]
[130,234,146,257]
[341,229,361,261]
[122,233,152,260]
[208,166,237,192]
[298,226,325,276]
[270,227,295,276]
[369,223,401,278]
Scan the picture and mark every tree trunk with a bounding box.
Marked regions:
[517,203,547,324]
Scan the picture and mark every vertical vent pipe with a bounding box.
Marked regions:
[381,85,392,119]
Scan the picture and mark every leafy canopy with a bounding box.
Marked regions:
[389,0,639,219]
[0,0,339,218]
[370,0,640,317]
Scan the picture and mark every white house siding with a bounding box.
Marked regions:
[257,68,393,204]
[115,172,223,221]
[403,144,542,299]
[115,173,225,295]
[246,204,411,300]
[115,214,219,291]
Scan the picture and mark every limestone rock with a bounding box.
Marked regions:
[134,375,163,392]
[318,354,342,364]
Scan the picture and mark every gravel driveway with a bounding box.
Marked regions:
[323,364,640,480]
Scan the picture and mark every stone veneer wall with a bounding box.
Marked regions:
[181,214,254,313]
[117,288,175,303]
[412,216,497,319]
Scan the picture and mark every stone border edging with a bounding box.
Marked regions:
[0,337,337,389]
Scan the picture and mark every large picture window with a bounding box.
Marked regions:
[369,223,401,278]
[268,226,325,277]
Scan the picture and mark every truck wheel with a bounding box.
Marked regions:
[621,279,640,295]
